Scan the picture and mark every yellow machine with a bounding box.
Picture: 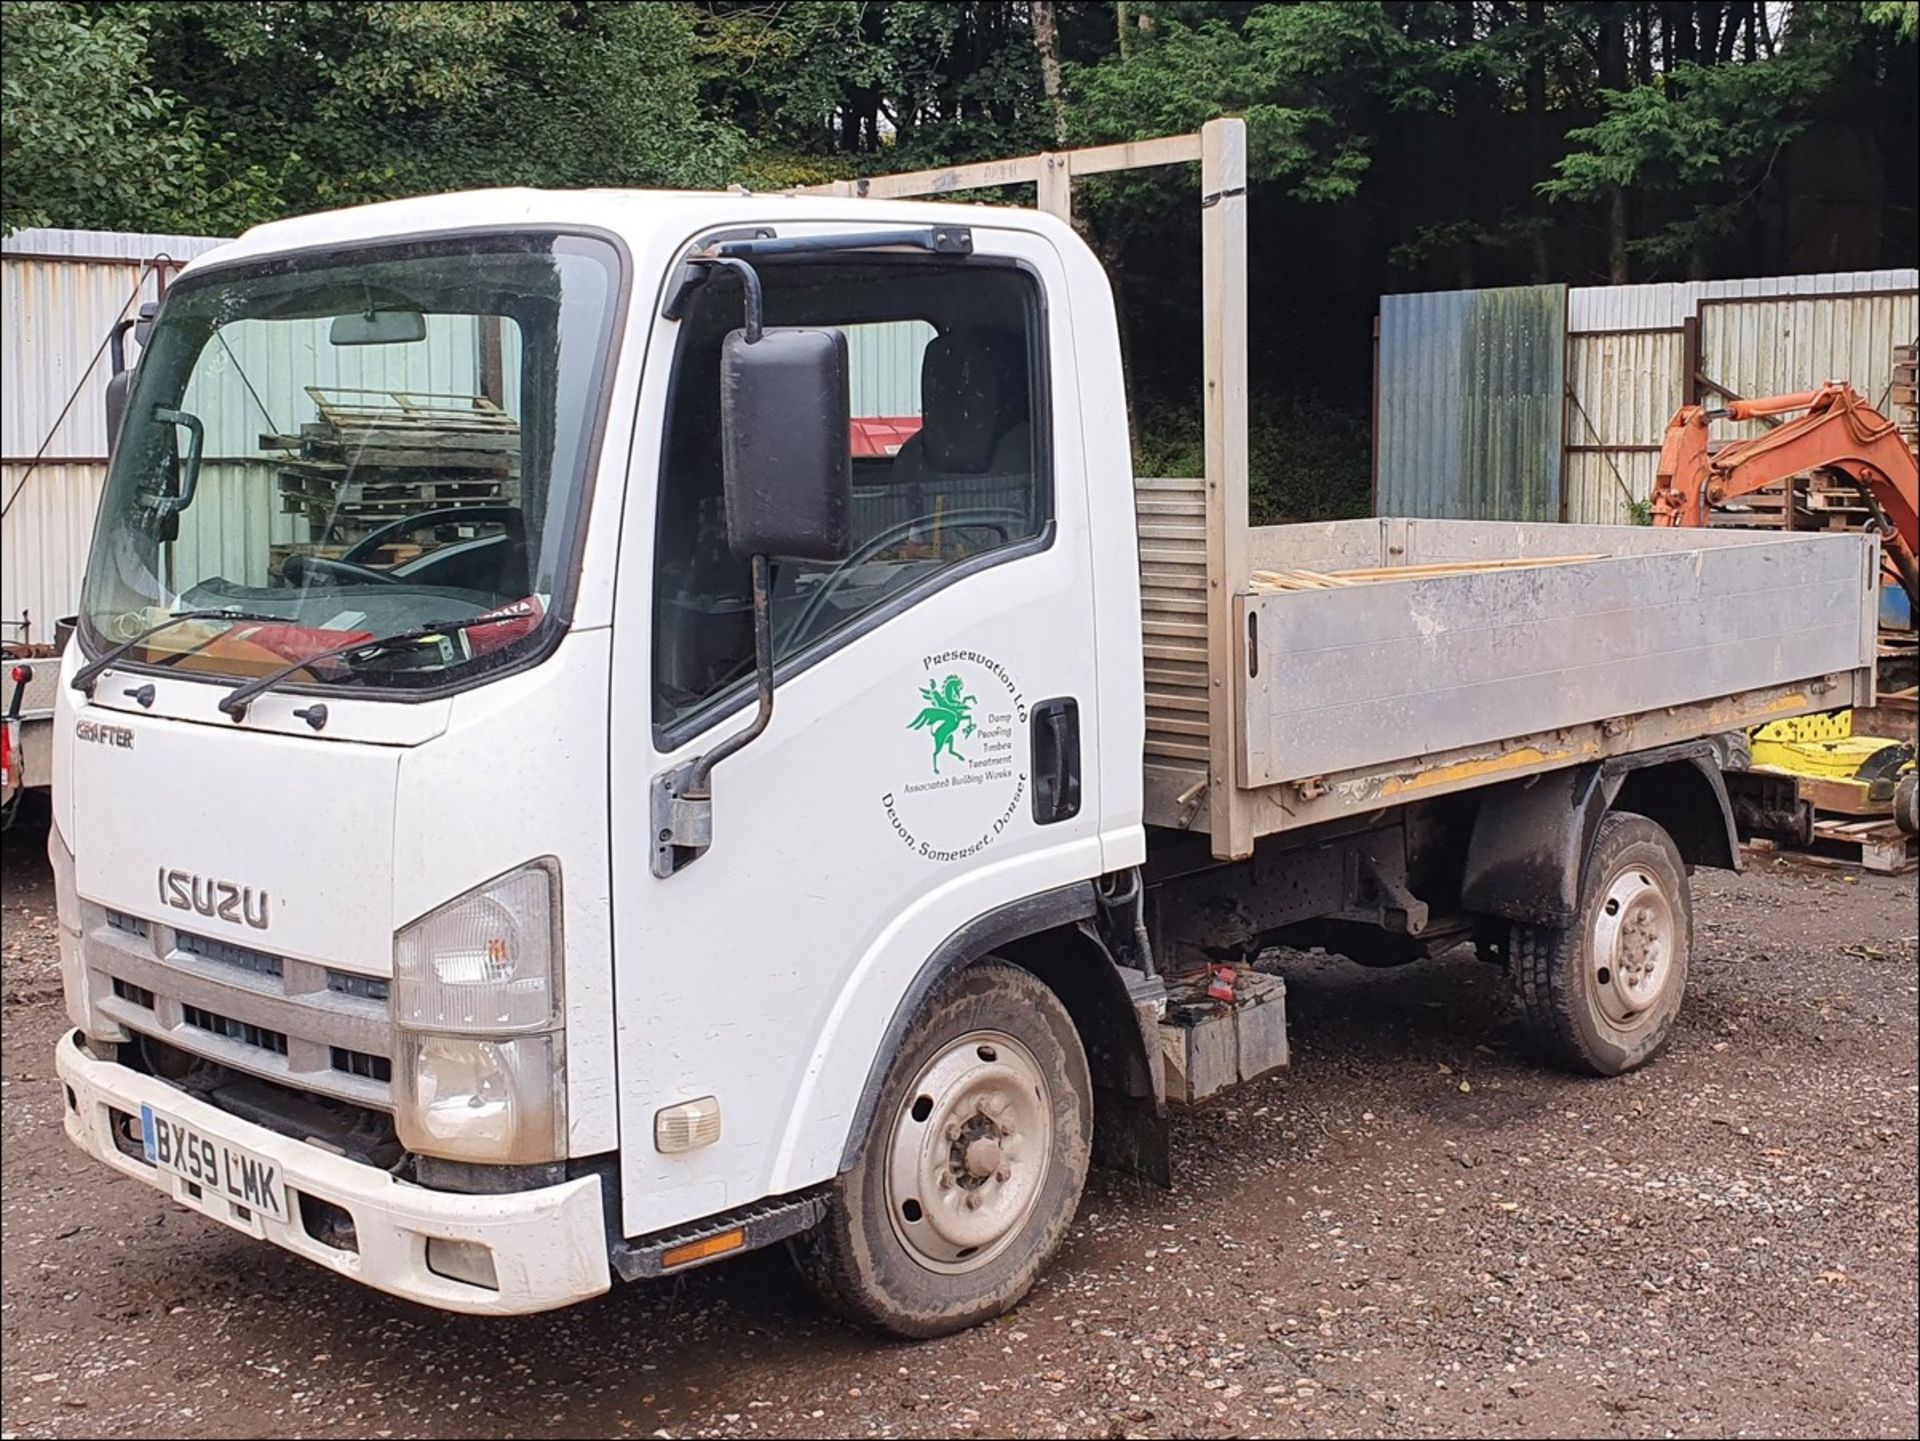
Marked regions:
[1741,711,1917,837]
[1751,712,1909,783]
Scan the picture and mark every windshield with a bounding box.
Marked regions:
[79,231,622,690]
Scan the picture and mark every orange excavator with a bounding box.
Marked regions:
[1651,381,1919,609]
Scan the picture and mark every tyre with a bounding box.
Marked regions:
[1510,811,1692,1076]
[792,960,1092,1338]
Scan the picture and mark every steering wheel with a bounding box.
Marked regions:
[281,505,527,588]
[782,507,1028,652]
[342,504,525,566]
[281,552,399,588]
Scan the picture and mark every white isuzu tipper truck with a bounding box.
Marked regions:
[50,121,1880,1335]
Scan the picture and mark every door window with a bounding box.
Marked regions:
[652,261,1049,737]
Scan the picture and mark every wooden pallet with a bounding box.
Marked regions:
[1746,816,1917,875]
[278,477,517,510]
[1708,480,1813,531]
[264,387,523,544]
[305,386,519,436]
[1894,342,1915,460]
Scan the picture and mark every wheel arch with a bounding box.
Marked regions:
[1608,754,1741,874]
[837,880,1168,1185]
[1462,737,1742,927]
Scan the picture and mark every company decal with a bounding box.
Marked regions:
[157,867,271,930]
[881,649,1027,863]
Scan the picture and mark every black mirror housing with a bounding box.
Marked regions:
[719,327,852,562]
[104,369,133,457]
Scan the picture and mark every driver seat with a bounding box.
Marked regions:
[889,328,1032,508]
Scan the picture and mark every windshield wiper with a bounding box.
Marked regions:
[216,612,529,721]
[71,608,292,697]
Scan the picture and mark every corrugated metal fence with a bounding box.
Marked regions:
[1379,269,1919,526]
[1375,285,1566,521]
[2,227,231,644]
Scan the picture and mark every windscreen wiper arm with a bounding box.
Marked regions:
[216,612,528,721]
[71,608,291,697]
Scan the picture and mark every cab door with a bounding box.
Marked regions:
[607,222,1106,1237]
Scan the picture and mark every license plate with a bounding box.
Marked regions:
[140,1105,286,1223]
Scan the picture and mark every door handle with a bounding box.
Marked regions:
[1030,697,1081,825]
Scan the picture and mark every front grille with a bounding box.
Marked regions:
[178,930,283,979]
[81,902,393,1111]
[327,970,390,1003]
[181,1004,289,1056]
[330,1046,393,1083]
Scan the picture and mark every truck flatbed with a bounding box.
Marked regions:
[1139,497,1879,850]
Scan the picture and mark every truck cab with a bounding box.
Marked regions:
[52,191,1146,1325]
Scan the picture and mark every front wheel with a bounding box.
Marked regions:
[1510,811,1693,1076]
[791,961,1092,1338]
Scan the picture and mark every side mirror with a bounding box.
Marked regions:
[719,327,852,562]
[652,281,855,881]
[104,364,134,458]
[103,301,158,457]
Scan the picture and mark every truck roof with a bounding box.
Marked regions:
[182,188,1063,277]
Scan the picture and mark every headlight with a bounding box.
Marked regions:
[398,1032,564,1164]
[395,861,559,1032]
[393,859,566,1164]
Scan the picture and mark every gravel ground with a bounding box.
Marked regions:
[3,802,1916,1440]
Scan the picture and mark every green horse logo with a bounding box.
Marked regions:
[909,674,977,773]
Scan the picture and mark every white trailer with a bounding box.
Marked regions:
[49,123,1877,1334]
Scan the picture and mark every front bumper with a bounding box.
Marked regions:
[56,1030,611,1316]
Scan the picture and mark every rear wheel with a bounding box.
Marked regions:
[792,961,1091,1338]
[1510,811,1692,1075]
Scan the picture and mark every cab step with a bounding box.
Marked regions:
[612,1189,830,1280]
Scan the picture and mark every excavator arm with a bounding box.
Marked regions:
[1652,381,1919,607]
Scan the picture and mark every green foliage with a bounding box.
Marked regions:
[1067,3,1399,201]
[1136,395,1372,525]
[133,2,741,213]
[1,2,279,234]
[1540,3,1912,267]
[9,0,1912,289]
[1865,2,1919,40]
[693,1,1048,181]
[1540,52,1835,265]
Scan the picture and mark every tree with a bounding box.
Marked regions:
[1,2,278,235]
[134,2,743,213]
[1541,2,1916,276]
[1067,3,1392,202]
[691,1,1052,183]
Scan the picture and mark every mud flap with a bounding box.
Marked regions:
[1089,968,1173,1189]
[1460,765,1611,928]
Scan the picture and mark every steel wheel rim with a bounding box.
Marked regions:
[1589,865,1676,1028]
[884,1029,1053,1275]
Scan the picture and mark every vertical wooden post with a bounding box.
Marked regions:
[1681,314,1700,405]
[1036,152,1072,222]
[479,316,505,408]
[1200,117,1253,859]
